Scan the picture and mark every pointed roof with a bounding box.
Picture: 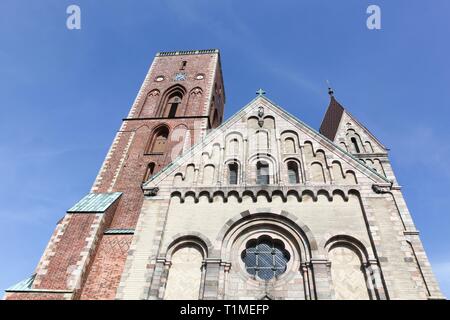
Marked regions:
[319,95,387,150]
[319,96,345,141]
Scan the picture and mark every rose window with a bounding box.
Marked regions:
[241,235,290,280]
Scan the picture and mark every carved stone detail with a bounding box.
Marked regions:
[144,187,160,196]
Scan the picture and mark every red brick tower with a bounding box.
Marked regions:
[5,49,225,300]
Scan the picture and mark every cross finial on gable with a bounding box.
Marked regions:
[256,88,266,96]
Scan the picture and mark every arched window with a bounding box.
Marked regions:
[351,137,360,153]
[256,161,270,185]
[228,162,238,185]
[150,127,169,153]
[287,161,300,184]
[164,92,183,118]
[143,162,156,182]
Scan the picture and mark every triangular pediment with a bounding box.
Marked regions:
[144,95,390,190]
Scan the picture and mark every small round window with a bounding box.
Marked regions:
[241,235,290,280]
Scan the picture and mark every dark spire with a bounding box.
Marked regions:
[320,84,345,141]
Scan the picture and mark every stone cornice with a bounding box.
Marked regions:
[158,185,363,203]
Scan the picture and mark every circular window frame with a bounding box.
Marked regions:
[155,75,165,82]
[233,228,298,285]
[240,234,291,281]
[195,73,205,80]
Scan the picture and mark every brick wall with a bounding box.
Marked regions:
[79,234,133,300]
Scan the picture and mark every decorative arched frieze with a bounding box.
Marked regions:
[302,189,317,202]
[332,189,349,201]
[271,190,287,202]
[256,190,271,202]
[213,190,226,203]
[317,189,332,202]
[167,187,359,204]
[198,190,212,203]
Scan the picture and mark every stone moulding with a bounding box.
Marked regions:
[160,185,364,203]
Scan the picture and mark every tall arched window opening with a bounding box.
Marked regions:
[351,137,360,153]
[165,92,183,118]
[287,161,300,184]
[228,162,238,185]
[256,161,270,185]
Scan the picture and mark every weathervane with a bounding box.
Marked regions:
[326,80,334,97]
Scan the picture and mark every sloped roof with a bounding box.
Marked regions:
[5,274,35,292]
[67,192,122,213]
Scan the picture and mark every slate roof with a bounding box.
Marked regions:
[5,274,35,292]
[319,96,345,141]
[67,192,122,213]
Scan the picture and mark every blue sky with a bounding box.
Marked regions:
[0,0,449,298]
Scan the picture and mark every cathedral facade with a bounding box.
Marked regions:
[5,49,444,300]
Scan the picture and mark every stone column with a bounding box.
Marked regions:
[199,261,207,299]
[301,262,312,300]
[202,258,221,300]
[364,260,387,300]
[217,262,231,300]
[243,138,248,186]
[218,146,225,185]
[299,145,309,183]
[310,259,333,300]
[275,135,282,184]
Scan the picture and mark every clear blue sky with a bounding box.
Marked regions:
[1,0,449,298]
